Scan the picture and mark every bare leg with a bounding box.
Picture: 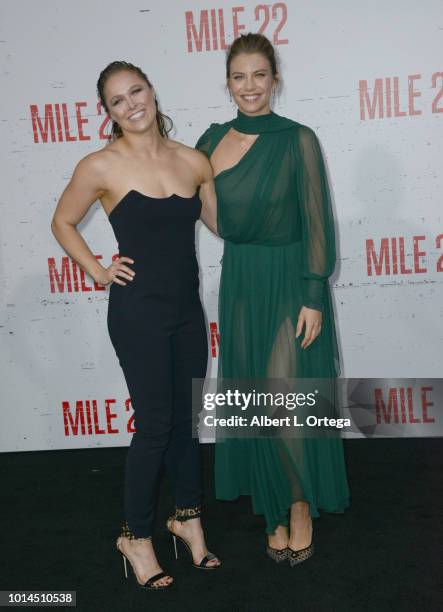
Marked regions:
[289,501,312,551]
[267,524,289,550]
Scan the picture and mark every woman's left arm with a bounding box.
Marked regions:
[195,150,218,236]
[295,126,336,349]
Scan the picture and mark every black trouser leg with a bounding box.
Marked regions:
[164,304,208,509]
[121,330,173,538]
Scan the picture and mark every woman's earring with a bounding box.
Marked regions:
[271,88,277,108]
[229,90,232,103]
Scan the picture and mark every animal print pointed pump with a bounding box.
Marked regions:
[287,539,314,567]
[266,545,289,563]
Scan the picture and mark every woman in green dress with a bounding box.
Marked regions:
[196,33,350,565]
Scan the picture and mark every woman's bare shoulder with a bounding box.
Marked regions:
[169,139,210,165]
[166,139,212,182]
[78,142,120,169]
[71,144,122,189]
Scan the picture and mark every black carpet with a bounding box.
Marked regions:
[1,439,442,612]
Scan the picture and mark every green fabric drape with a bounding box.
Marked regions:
[197,110,350,533]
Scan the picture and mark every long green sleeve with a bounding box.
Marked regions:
[296,126,336,312]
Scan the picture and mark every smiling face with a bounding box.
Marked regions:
[227,52,278,116]
[103,70,157,136]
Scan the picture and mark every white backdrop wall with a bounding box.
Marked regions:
[1,0,442,452]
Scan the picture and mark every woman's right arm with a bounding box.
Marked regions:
[51,153,134,287]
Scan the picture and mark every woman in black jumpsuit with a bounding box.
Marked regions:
[107,190,207,537]
[51,61,220,590]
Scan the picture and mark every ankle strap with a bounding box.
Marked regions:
[170,505,201,522]
[121,522,152,540]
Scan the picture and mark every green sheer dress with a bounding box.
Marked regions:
[197,110,350,534]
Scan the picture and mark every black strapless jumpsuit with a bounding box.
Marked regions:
[107,189,208,538]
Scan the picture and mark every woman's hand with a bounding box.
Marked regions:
[95,256,135,286]
[296,306,322,349]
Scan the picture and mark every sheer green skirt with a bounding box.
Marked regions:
[215,241,350,534]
